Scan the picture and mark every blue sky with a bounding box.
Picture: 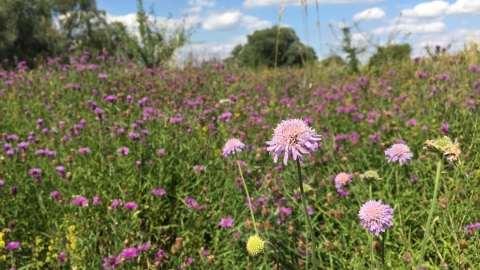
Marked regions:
[98,0,480,62]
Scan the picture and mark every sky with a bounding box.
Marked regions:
[97,0,480,62]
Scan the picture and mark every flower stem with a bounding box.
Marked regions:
[296,159,317,270]
[370,233,374,270]
[417,157,443,269]
[381,232,386,270]
[235,154,258,235]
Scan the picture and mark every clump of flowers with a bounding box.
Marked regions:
[222,138,245,156]
[246,235,265,256]
[266,119,321,165]
[358,200,394,235]
[385,143,413,165]
[423,136,461,165]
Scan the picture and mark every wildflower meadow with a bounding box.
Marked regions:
[0,48,480,269]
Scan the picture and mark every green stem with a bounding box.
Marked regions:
[370,233,374,270]
[417,157,443,269]
[296,159,317,270]
[381,232,386,270]
[236,154,258,235]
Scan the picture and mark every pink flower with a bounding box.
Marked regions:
[222,138,245,157]
[124,202,138,210]
[266,119,321,165]
[385,144,413,165]
[359,200,394,235]
[219,215,234,228]
[334,172,353,191]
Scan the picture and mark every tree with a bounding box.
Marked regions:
[230,26,316,68]
[368,43,412,68]
[320,54,346,67]
[118,0,193,68]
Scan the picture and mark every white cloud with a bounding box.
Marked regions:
[353,7,386,22]
[372,22,446,35]
[202,11,271,31]
[445,0,480,15]
[203,11,242,30]
[243,0,381,8]
[106,13,203,33]
[412,28,480,57]
[184,0,215,13]
[400,1,449,19]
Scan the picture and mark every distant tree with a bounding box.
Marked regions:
[368,43,412,68]
[118,0,193,68]
[230,26,316,68]
[340,26,362,74]
[320,54,346,66]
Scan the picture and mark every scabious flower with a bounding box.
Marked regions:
[385,143,413,165]
[246,235,265,255]
[222,138,245,157]
[266,119,321,165]
[358,200,394,235]
[219,216,234,228]
[334,172,353,191]
[152,188,166,196]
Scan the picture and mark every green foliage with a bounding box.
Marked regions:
[340,26,362,74]
[118,0,192,68]
[231,26,316,68]
[320,54,346,67]
[368,44,412,71]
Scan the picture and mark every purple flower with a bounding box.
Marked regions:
[156,249,169,260]
[222,138,245,157]
[440,122,449,133]
[405,119,418,126]
[117,147,129,156]
[335,172,353,191]
[57,166,65,177]
[464,222,480,234]
[93,196,100,205]
[94,108,104,115]
[193,165,205,173]
[50,191,60,199]
[411,175,419,183]
[5,242,20,250]
[137,243,151,251]
[98,73,108,79]
[78,148,91,154]
[103,255,122,269]
[121,247,138,259]
[112,199,120,209]
[385,144,413,165]
[280,207,292,216]
[58,252,67,262]
[124,202,138,210]
[11,186,18,196]
[358,199,394,235]
[0,180,3,188]
[72,197,89,206]
[266,119,321,165]
[185,196,203,210]
[157,149,165,157]
[219,215,234,228]
[470,65,480,72]
[28,168,41,176]
[369,134,380,143]
[152,189,166,196]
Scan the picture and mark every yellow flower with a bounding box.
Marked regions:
[246,235,265,256]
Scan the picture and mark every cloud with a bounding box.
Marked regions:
[243,0,381,8]
[184,0,215,13]
[445,0,480,15]
[400,1,449,19]
[202,11,271,31]
[106,13,203,33]
[411,28,480,57]
[353,7,386,22]
[372,22,446,35]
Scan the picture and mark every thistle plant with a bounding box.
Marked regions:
[266,118,321,269]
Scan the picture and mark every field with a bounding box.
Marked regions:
[0,49,480,269]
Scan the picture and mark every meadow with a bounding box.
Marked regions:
[0,47,479,269]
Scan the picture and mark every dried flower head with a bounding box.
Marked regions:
[246,235,265,255]
[222,138,245,157]
[266,119,321,165]
[358,199,394,235]
[423,136,461,165]
[385,143,413,165]
[359,170,382,181]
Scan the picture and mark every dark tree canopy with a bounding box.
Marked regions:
[229,26,317,68]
